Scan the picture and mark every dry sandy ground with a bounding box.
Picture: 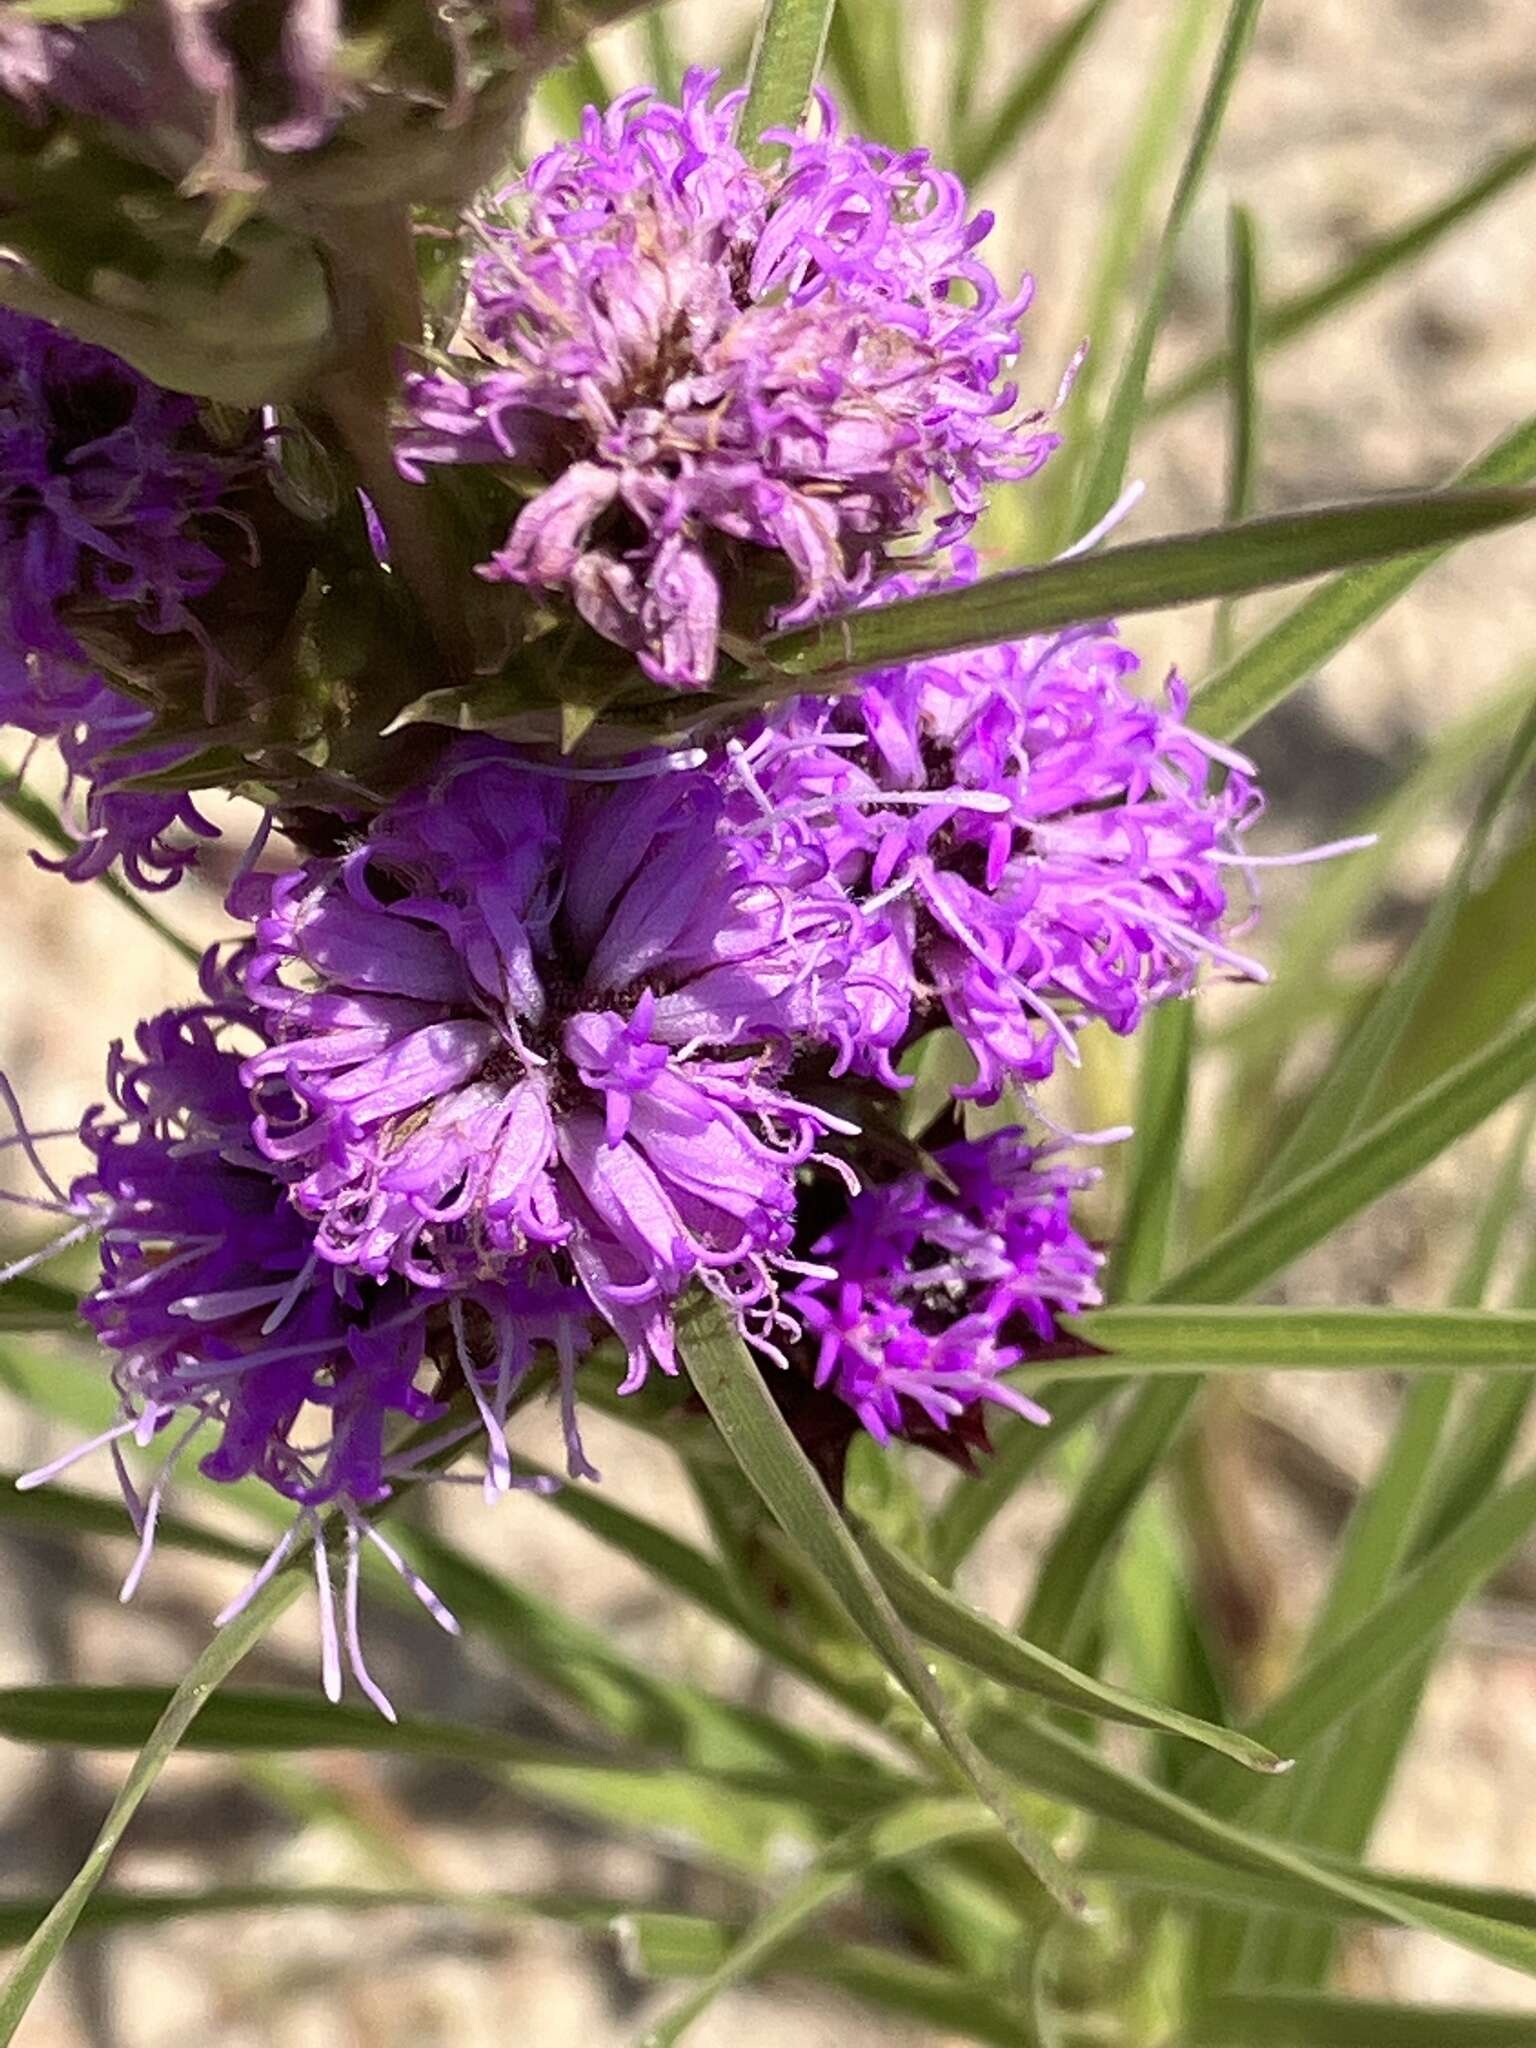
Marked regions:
[3,1,1536,2040]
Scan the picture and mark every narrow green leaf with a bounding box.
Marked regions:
[639,1799,992,2048]
[857,1522,1286,1771]
[738,0,834,163]
[1055,1305,1536,1374]
[1154,138,1536,416]
[643,5,683,101]
[1257,688,1536,1193]
[1211,202,1262,665]
[826,2,914,154]
[0,1569,305,2044]
[1072,0,1264,533]
[1191,411,1536,742]
[0,781,200,966]
[675,1288,1084,1912]
[955,0,1120,185]
[976,1712,1536,1976]
[1182,1460,1536,1817]
[0,1476,266,1571]
[0,1275,82,1330]
[946,0,991,153]
[1180,1991,1536,2046]
[764,488,1536,685]
[1162,1005,1536,1307]
[1107,1001,1195,1300]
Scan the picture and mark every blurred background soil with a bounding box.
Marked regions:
[3,0,1536,2040]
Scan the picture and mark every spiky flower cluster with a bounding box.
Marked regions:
[399,69,1058,685]
[0,308,239,885]
[0,76,1341,1713]
[734,614,1265,1100]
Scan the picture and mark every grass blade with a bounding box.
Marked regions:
[0,1275,82,1329]
[1154,138,1536,416]
[1180,1991,1536,2046]
[1054,1305,1536,1374]
[638,1799,993,2048]
[1180,1459,1536,1816]
[1256,688,1536,1193]
[1211,202,1262,664]
[1106,1001,1195,1301]
[857,1522,1286,1771]
[825,1,915,154]
[1191,412,1536,743]
[955,0,1120,186]
[764,487,1536,684]
[0,1567,305,2044]
[675,1287,1084,1911]
[643,5,683,100]
[738,0,835,162]
[946,0,991,155]
[1071,0,1265,535]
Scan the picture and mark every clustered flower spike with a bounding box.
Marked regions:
[787,1129,1103,1443]
[0,308,240,886]
[733,609,1266,1100]
[398,69,1060,686]
[232,743,862,1383]
[15,956,594,1715]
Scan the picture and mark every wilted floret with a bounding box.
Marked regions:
[0,308,240,884]
[735,620,1266,1101]
[234,744,862,1384]
[787,1129,1102,1444]
[398,69,1057,686]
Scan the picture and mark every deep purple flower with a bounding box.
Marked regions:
[397,69,1058,686]
[733,619,1267,1102]
[232,744,862,1384]
[786,1128,1102,1443]
[0,308,245,884]
[12,958,591,1713]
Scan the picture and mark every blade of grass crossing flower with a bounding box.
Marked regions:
[1255,688,1536,1196]
[738,0,835,162]
[675,1287,1085,1912]
[1179,1991,1536,2046]
[638,1799,995,2048]
[0,780,199,966]
[0,1475,266,1572]
[1191,411,1536,743]
[1211,203,1261,666]
[857,1522,1285,1771]
[825,2,914,155]
[1070,0,1265,537]
[954,0,1121,186]
[0,1566,305,2045]
[1106,1001,1195,1300]
[763,488,1536,685]
[1153,138,1536,417]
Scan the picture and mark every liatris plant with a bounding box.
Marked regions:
[0,2,1535,2042]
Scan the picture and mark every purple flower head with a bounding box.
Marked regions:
[787,1128,1102,1445]
[734,617,1267,1102]
[0,309,246,884]
[233,743,863,1386]
[11,955,590,1715]
[398,69,1058,686]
